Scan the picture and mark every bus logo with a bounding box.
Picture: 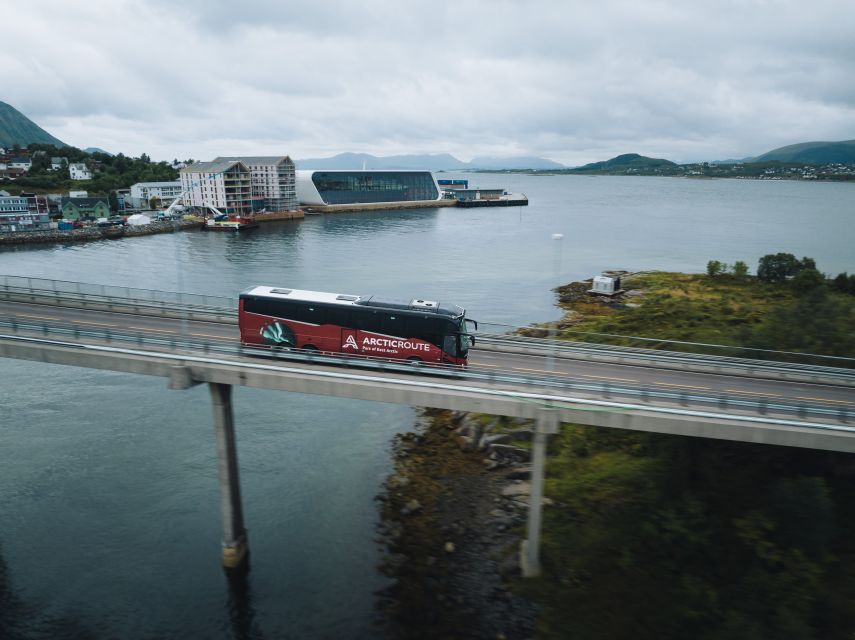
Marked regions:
[343,334,359,350]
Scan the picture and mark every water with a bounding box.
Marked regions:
[1,175,853,638]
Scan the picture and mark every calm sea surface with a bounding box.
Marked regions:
[1,174,853,638]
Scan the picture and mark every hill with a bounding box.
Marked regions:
[0,101,66,148]
[752,139,855,164]
[295,152,564,171]
[570,153,677,172]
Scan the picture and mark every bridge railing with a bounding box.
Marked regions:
[0,315,852,426]
[0,274,236,322]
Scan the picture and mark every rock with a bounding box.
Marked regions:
[478,432,512,450]
[505,465,532,480]
[456,435,475,451]
[488,444,531,463]
[501,482,531,497]
[508,428,534,442]
[400,499,422,515]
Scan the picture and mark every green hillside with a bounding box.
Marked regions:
[571,153,677,172]
[0,101,66,148]
[753,139,855,164]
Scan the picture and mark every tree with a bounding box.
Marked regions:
[707,260,725,278]
[757,253,805,282]
[732,261,749,279]
[790,268,826,296]
[149,196,161,209]
[108,191,119,212]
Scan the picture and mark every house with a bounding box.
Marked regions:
[51,157,68,171]
[9,157,32,172]
[61,197,111,220]
[69,163,93,181]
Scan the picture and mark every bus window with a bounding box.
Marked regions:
[325,306,350,328]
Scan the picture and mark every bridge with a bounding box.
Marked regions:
[1,275,853,576]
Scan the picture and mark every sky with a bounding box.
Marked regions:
[3,0,854,166]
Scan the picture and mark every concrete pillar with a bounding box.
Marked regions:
[521,408,560,578]
[209,382,249,571]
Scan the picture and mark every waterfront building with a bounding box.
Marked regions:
[69,163,93,180]
[179,160,252,215]
[213,156,298,212]
[0,195,49,232]
[61,197,111,221]
[295,170,441,206]
[129,181,183,209]
[8,157,32,172]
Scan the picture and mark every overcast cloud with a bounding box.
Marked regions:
[3,0,854,165]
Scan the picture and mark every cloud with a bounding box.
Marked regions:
[2,0,853,164]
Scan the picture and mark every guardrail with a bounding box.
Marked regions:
[473,333,855,388]
[0,274,236,323]
[1,316,851,426]
[2,274,854,388]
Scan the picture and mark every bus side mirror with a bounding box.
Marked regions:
[470,336,476,346]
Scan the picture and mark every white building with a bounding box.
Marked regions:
[179,160,251,215]
[69,163,93,180]
[8,158,32,172]
[129,181,183,209]
[51,157,67,171]
[213,156,297,212]
[0,196,49,232]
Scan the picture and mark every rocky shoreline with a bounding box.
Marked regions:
[376,409,541,639]
[0,219,204,245]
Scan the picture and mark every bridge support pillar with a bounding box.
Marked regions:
[521,408,560,578]
[209,382,249,572]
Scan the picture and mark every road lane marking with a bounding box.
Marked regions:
[129,326,176,334]
[725,389,784,398]
[657,382,708,390]
[580,374,638,383]
[796,396,855,406]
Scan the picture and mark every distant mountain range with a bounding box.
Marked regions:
[295,152,565,171]
[0,101,66,148]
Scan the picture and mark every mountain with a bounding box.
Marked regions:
[468,156,565,170]
[570,153,677,172]
[295,152,564,171]
[0,101,66,148]
[84,147,112,156]
[751,140,855,164]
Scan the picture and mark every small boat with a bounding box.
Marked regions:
[204,215,259,231]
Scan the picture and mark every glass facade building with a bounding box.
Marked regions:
[297,171,440,205]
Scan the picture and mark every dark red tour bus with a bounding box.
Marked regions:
[238,286,478,366]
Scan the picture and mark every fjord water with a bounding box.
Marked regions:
[1,175,853,638]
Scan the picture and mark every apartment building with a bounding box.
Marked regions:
[129,181,183,209]
[214,156,297,212]
[179,160,252,215]
[0,196,50,232]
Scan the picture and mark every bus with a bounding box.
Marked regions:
[238,286,478,366]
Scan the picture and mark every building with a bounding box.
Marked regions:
[213,156,297,212]
[0,195,50,232]
[129,181,183,209]
[8,157,32,172]
[179,160,252,215]
[61,197,111,221]
[51,157,67,171]
[69,163,93,181]
[295,170,441,206]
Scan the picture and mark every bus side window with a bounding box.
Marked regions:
[325,306,350,328]
[300,306,326,325]
[443,334,456,355]
[356,310,382,334]
[381,313,404,337]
